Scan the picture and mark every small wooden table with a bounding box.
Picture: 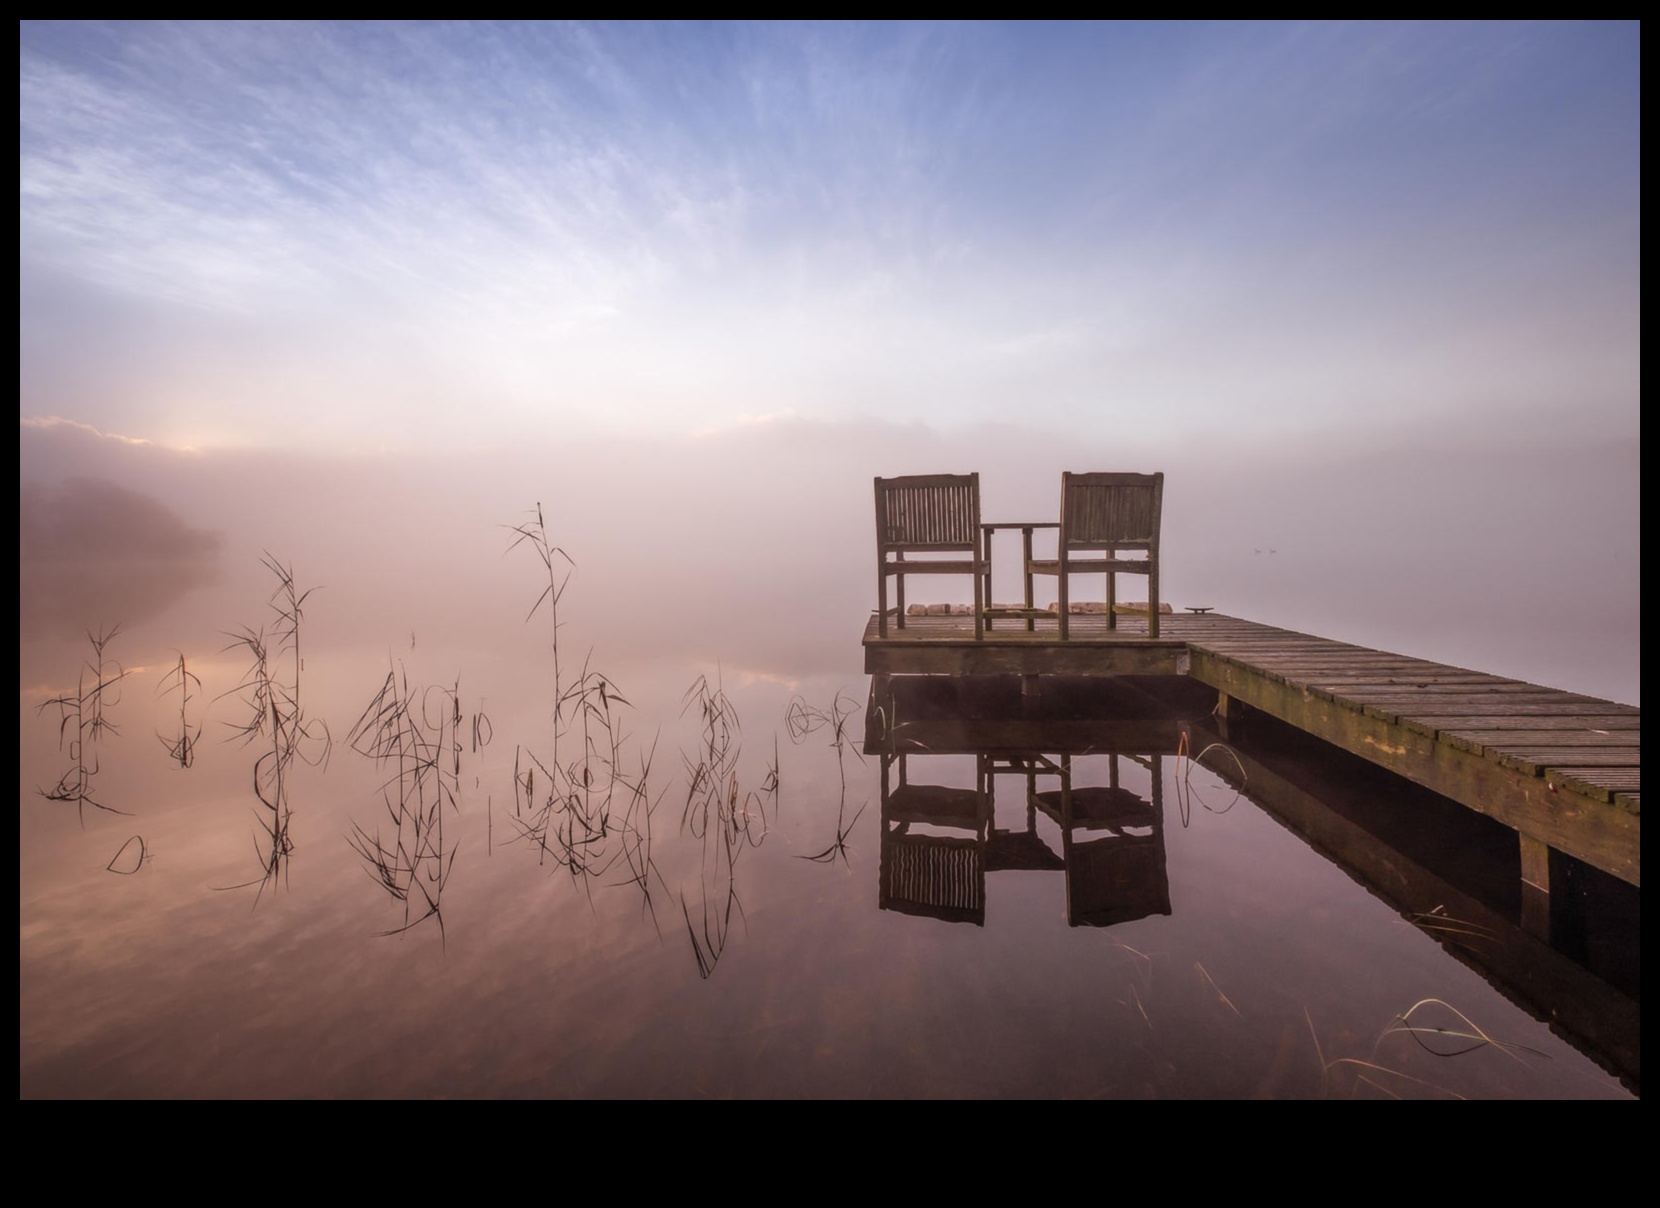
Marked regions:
[980,522,1059,631]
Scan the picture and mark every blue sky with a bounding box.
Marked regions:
[20,21,1640,452]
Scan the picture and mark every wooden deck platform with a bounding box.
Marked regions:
[863,611,1640,896]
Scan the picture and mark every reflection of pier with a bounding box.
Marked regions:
[863,611,1640,912]
[1185,712,1639,1092]
[880,751,1171,928]
[867,675,1640,1091]
[874,678,1182,929]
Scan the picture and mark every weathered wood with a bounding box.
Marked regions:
[861,609,1639,887]
[1186,647,1639,886]
[1021,472,1164,639]
[1185,719,1638,1085]
[866,636,1189,678]
[875,474,983,641]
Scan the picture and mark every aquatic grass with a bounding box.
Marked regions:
[105,834,151,875]
[1174,730,1245,825]
[156,651,201,769]
[1308,999,1546,1099]
[217,555,331,900]
[676,672,776,977]
[346,665,464,942]
[610,734,672,930]
[1379,998,1546,1062]
[505,506,663,914]
[1194,961,1242,1017]
[1406,905,1500,951]
[680,672,766,843]
[788,691,867,864]
[38,625,129,824]
[511,657,650,887]
[681,811,744,979]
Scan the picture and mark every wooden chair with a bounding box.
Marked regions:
[875,473,984,640]
[1029,472,1163,639]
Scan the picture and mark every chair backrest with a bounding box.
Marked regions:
[1060,472,1163,551]
[880,831,986,924]
[875,473,980,552]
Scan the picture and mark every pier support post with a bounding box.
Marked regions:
[1214,691,1238,740]
[1520,833,1552,941]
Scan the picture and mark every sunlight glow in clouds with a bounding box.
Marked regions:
[19,21,1640,453]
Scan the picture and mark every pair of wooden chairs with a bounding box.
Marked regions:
[874,471,1164,640]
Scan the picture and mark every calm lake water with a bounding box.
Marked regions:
[18,431,1640,1097]
[19,602,1637,1098]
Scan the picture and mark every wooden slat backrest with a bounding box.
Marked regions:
[875,473,980,551]
[1061,472,1163,550]
[883,835,985,912]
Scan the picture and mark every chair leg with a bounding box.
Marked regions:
[878,567,889,639]
[1059,563,1070,640]
[981,543,994,634]
[973,559,984,641]
[1106,559,1117,632]
[1148,561,1159,639]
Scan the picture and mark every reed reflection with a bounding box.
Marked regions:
[218,557,331,901]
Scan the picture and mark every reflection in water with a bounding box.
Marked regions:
[872,678,1184,929]
[19,478,222,642]
[876,693,1175,929]
[869,674,1639,1094]
[104,834,151,875]
[787,691,866,864]
[879,750,1172,928]
[346,667,469,940]
[679,674,775,978]
[156,652,202,769]
[38,625,129,823]
[218,557,331,900]
[18,586,1637,1097]
[505,506,668,929]
[1184,707,1641,1090]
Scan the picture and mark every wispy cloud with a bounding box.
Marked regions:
[18,21,1640,449]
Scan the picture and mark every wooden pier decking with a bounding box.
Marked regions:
[863,611,1640,899]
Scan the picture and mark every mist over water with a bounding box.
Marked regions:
[19,19,1639,1098]
[18,418,1638,1097]
[19,413,1639,701]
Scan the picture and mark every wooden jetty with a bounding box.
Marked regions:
[862,611,1640,910]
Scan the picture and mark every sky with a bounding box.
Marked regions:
[18,21,1642,701]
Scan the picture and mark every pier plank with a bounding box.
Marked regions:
[862,610,1639,886]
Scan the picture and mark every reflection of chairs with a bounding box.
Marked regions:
[879,753,988,925]
[875,474,984,640]
[1029,472,1163,639]
[1030,753,1170,928]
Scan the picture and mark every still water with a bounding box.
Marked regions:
[19,597,1636,1097]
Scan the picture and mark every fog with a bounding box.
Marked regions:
[20,412,1639,707]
